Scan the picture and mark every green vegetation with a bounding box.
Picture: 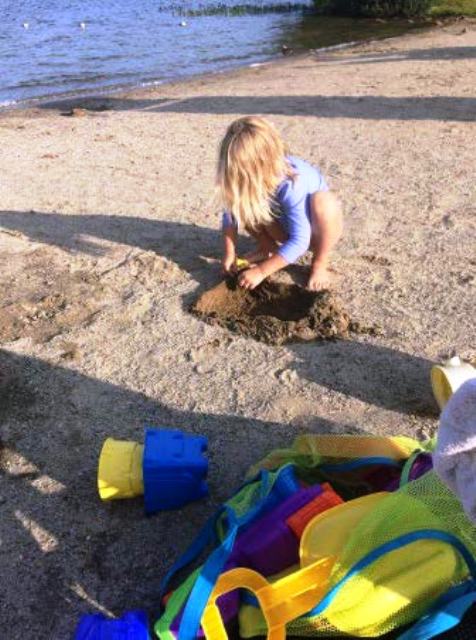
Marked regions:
[430,0,476,16]
[177,3,310,17]
[169,0,476,18]
[169,0,475,17]
[313,0,476,16]
[313,0,430,16]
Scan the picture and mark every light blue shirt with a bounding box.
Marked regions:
[222,155,329,263]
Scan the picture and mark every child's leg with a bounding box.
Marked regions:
[245,220,287,263]
[309,191,343,291]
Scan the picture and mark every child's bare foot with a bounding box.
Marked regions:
[307,264,332,291]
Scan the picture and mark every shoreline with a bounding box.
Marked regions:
[0,34,416,117]
[2,15,457,116]
[2,14,472,118]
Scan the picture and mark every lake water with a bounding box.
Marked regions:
[0,0,421,107]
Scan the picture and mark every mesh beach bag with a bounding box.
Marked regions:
[155,435,476,640]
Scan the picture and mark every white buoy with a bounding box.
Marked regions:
[23,22,29,29]
[79,22,86,30]
[179,21,187,27]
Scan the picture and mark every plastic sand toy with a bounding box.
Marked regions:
[97,428,208,514]
[98,438,144,501]
[155,434,476,640]
[73,610,150,640]
[235,257,250,270]
[431,356,476,410]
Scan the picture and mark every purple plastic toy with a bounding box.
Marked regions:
[229,483,323,575]
[171,483,324,636]
[384,452,433,492]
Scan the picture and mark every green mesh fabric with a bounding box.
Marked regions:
[287,472,476,637]
[156,437,475,640]
[226,467,290,517]
[285,607,475,638]
[246,435,430,480]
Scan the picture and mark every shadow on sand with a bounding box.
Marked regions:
[290,339,437,417]
[37,94,476,122]
[0,209,438,417]
[314,44,476,66]
[0,348,360,637]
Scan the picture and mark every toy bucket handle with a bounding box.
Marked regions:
[202,558,334,640]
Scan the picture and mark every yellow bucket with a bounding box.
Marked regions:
[431,356,476,410]
[97,438,144,500]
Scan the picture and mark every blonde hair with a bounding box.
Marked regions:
[216,116,293,230]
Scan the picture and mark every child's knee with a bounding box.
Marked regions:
[312,192,343,229]
[313,191,340,214]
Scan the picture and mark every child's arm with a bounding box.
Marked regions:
[238,253,288,289]
[222,212,238,273]
[238,183,311,289]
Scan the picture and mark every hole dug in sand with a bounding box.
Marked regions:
[191,275,353,345]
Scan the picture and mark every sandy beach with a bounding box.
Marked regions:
[0,21,475,639]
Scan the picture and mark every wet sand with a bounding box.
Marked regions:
[0,21,475,639]
[191,271,353,345]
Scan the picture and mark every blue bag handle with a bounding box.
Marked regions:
[319,456,402,473]
[397,579,476,640]
[159,467,276,601]
[159,506,223,602]
[307,529,476,618]
[177,465,299,639]
[177,504,239,639]
[162,457,400,605]
[242,532,476,617]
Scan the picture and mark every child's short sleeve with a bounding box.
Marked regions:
[275,157,329,264]
[276,180,312,264]
[313,166,329,193]
[222,211,237,229]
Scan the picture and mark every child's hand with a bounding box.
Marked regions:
[222,254,237,274]
[238,266,266,290]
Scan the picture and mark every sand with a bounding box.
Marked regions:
[0,21,475,639]
[191,272,353,344]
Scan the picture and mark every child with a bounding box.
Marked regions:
[216,116,342,291]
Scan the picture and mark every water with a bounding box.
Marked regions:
[0,1,420,107]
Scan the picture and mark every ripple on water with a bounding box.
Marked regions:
[1,0,423,107]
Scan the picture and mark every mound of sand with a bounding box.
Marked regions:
[191,275,352,345]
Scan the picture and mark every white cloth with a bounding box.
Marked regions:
[433,378,476,524]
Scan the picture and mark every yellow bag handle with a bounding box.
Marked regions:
[202,557,334,640]
[247,434,423,478]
